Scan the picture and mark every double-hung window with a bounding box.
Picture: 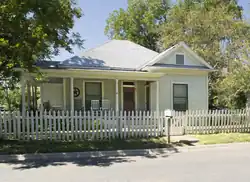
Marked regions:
[173,84,188,111]
[85,82,102,110]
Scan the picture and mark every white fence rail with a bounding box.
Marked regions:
[172,109,250,135]
[1,109,250,141]
[0,111,167,141]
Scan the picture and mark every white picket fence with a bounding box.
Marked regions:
[0,111,167,141]
[1,109,250,141]
[173,109,250,134]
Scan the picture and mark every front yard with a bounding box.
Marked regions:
[0,137,181,155]
[193,133,250,145]
[1,133,250,155]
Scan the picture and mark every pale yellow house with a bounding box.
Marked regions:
[21,40,213,112]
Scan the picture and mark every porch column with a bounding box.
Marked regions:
[21,76,26,115]
[34,86,37,110]
[70,77,74,112]
[40,83,44,111]
[156,80,160,113]
[115,79,119,112]
[63,78,67,110]
[135,81,138,110]
[27,82,31,111]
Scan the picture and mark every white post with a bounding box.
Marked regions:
[115,79,119,112]
[70,77,74,112]
[21,76,26,116]
[27,82,31,111]
[82,80,85,110]
[135,81,138,111]
[40,83,44,111]
[156,80,160,113]
[63,78,67,110]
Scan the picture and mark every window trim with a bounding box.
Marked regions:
[171,82,189,111]
[82,80,104,110]
[175,52,185,65]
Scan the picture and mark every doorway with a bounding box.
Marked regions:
[122,82,135,111]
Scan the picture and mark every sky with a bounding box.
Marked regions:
[56,0,250,61]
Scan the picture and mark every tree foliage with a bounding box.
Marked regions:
[0,72,21,111]
[105,0,171,51]
[0,0,83,77]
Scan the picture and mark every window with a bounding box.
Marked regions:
[85,82,102,110]
[176,54,184,65]
[173,84,188,111]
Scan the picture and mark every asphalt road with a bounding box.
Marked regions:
[1,143,250,182]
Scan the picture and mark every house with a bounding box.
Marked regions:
[20,40,213,113]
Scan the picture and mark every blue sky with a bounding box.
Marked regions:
[56,0,250,61]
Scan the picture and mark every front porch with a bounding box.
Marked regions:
[21,70,162,113]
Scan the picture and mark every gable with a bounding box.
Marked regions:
[138,42,213,71]
[156,47,204,67]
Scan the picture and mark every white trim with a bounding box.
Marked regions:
[139,42,213,70]
[70,77,74,112]
[171,81,189,110]
[206,75,209,109]
[40,83,44,111]
[82,80,104,110]
[22,69,163,81]
[144,84,150,110]
[63,78,67,110]
[115,79,119,112]
[121,81,137,111]
[135,81,138,110]
[21,76,26,115]
[156,81,160,112]
[82,80,85,109]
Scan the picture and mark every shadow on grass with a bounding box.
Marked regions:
[0,138,183,170]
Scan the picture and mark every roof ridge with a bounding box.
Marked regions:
[83,40,114,54]
[122,40,159,54]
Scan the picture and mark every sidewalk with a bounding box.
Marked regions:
[0,142,248,163]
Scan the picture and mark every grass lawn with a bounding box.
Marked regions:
[0,137,182,155]
[192,133,250,145]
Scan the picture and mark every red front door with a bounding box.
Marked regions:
[123,87,135,111]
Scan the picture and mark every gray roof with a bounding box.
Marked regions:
[80,40,159,69]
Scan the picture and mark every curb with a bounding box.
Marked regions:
[0,142,249,163]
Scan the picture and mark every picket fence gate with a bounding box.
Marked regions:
[1,109,250,141]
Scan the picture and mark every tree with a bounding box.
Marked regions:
[105,0,171,51]
[0,72,21,111]
[160,0,250,108]
[0,0,84,77]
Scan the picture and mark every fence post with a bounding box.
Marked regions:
[183,111,189,135]
[164,110,173,144]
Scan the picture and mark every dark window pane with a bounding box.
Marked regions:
[176,54,184,65]
[123,82,134,86]
[173,84,187,97]
[85,82,102,110]
[173,84,188,111]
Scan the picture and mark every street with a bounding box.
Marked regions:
[1,143,250,182]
